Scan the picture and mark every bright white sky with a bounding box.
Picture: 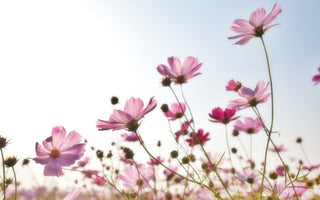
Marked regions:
[0,0,319,189]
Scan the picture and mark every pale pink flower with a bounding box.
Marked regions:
[63,188,81,200]
[97,97,157,132]
[119,164,154,189]
[269,144,287,152]
[228,3,282,45]
[302,164,320,171]
[236,167,260,185]
[121,132,140,142]
[228,80,270,110]
[234,117,262,134]
[148,156,164,166]
[200,152,224,172]
[157,56,202,84]
[34,126,86,177]
[312,66,320,84]
[280,182,309,199]
[226,79,242,92]
[164,103,186,120]
[209,107,239,124]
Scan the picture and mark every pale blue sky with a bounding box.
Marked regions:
[0,0,319,187]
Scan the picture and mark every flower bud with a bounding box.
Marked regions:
[110,96,119,105]
[4,156,18,167]
[170,150,178,159]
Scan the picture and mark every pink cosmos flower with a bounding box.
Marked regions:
[72,156,90,169]
[119,164,154,189]
[312,66,320,84]
[157,56,202,84]
[97,97,157,132]
[228,80,270,110]
[186,129,210,147]
[209,107,239,124]
[302,164,320,171]
[228,3,282,45]
[234,117,262,134]
[148,156,164,166]
[269,144,287,153]
[63,189,81,200]
[164,103,186,120]
[34,126,86,177]
[200,152,224,172]
[121,132,140,142]
[175,120,192,142]
[226,79,242,92]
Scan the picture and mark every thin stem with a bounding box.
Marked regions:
[299,144,311,166]
[237,137,250,161]
[0,149,5,200]
[12,167,17,200]
[133,131,223,199]
[258,36,275,199]
[180,85,195,129]
[224,125,234,171]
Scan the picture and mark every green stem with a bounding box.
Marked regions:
[259,36,275,199]
[12,167,17,200]
[180,85,195,130]
[0,149,5,200]
[225,125,234,171]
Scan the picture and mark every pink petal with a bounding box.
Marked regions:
[238,86,254,99]
[96,119,127,131]
[60,131,82,151]
[263,3,282,26]
[230,19,253,34]
[249,7,266,27]
[124,97,144,119]
[109,109,132,123]
[35,142,50,156]
[51,126,67,149]
[168,56,182,76]
[234,35,253,45]
[136,97,157,120]
[44,162,63,177]
[63,189,81,200]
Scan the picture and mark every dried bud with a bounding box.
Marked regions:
[110,96,119,105]
[123,147,134,159]
[4,156,18,167]
[170,150,178,159]
[22,159,29,166]
[157,140,161,147]
[0,136,8,149]
[232,129,239,137]
[161,76,172,87]
[296,137,302,143]
[107,151,113,158]
[231,147,237,154]
[161,104,169,113]
[189,154,196,162]
[181,156,189,164]
[96,150,104,159]
[269,171,278,180]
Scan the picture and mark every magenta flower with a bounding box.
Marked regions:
[147,156,164,166]
[302,164,320,171]
[164,103,186,120]
[228,80,270,110]
[228,3,282,45]
[226,79,242,92]
[34,126,86,177]
[209,107,239,124]
[157,56,202,84]
[119,164,154,189]
[186,129,210,147]
[234,117,262,134]
[96,97,157,132]
[175,120,192,142]
[312,66,320,84]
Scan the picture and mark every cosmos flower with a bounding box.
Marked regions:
[228,80,270,110]
[186,129,210,147]
[147,156,164,166]
[269,144,287,153]
[312,66,320,84]
[234,117,262,134]
[34,126,86,177]
[121,132,140,142]
[119,164,154,189]
[226,79,242,92]
[228,3,282,45]
[175,120,192,142]
[164,103,186,120]
[63,189,81,200]
[209,107,239,124]
[157,56,202,84]
[97,97,157,132]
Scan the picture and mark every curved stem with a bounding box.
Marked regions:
[224,125,234,171]
[259,36,275,199]
[180,85,195,130]
[1,149,5,200]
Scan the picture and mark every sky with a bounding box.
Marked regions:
[0,0,319,188]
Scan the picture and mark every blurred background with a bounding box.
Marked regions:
[0,0,319,189]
